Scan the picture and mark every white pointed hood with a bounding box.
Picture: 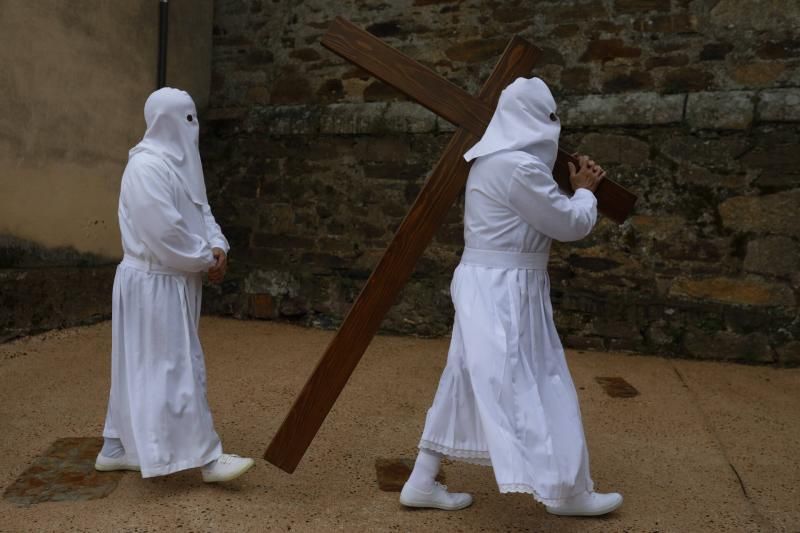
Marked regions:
[129,87,208,206]
[464,77,561,169]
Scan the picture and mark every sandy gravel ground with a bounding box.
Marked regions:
[1,318,798,532]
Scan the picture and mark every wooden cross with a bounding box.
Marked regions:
[265,18,637,473]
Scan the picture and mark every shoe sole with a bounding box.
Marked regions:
[94,463,141,472]
[545,497,623,517]
[399,496,473,511]
[202,459,255,483]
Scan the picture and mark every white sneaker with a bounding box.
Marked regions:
[94,453,141,472]
[399,481,473,510]
[201,453,255,483]
[545,491,623,516]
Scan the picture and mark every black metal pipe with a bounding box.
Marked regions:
[157,0,169,88]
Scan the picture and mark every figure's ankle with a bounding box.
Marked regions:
[100,437,125,459]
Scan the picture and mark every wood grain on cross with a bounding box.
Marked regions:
[265,17,637,473]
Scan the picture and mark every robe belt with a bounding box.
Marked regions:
[460,247,549,270]
[121,255,185,276]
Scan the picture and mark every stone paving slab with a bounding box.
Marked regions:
[3,438,122,506]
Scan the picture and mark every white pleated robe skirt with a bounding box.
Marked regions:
[103,261,222,477]
[418,149,600,504]
[419,261,593,503]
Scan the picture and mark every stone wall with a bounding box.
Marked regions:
[203,0,800,365]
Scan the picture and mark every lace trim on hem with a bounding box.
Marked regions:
[418,441,595,505]
[418,440,492,466]
[498,483,594,506]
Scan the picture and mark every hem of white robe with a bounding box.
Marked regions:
[419,439,594,505]
[139,444,223,478]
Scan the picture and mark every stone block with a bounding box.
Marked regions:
[289,48,321,62]
[660,136,751,167]
[776,341,800,365]
[710,0,800,31]
[444,38,507,63]
[561,92,684,126]
[686,91,755,130]
[699,42,733,61]
[602,70,654,92]
[615,0,670,12]
[576,133,650,165]
[684,329,775,363]
[366,20,402,38]
[250,293,275,319]
[757,39,800,59]
[563,334,607,351]
[579,39,641,62]
[719,189,800,238]
[676,163,750,189]
[669,276,795,307]
[270,75,312,105]
[279,296,308,318]
[662,67,714,93]
[645,54,690,69]
[319,103,387,135]
[244,269,299,297]
[757,89,800,122]
[554,24,580,38]
[540,0,608,20]
[317,79,344,102]
[363,81,408,102]
[744,237,800,277]
[382,102,438,133]
[635,14,698,33]
[742,142,800,188]
[560,67,592,92]
[255,105,320,136]
[318,102,437,135]
[732,62,785,87]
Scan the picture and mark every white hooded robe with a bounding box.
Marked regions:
[418,77,597,503]
[102,88,229,478]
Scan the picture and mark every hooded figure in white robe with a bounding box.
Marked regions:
[98,88,250,479]
[400,77,621,515]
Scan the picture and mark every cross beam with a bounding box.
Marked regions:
[265,18,636,473]
[322,18,637,223]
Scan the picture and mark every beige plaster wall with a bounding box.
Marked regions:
[0,0,214,258]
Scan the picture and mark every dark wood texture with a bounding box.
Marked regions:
[265,31,542,473]
[321,17,493,136]
[321,17,637,224]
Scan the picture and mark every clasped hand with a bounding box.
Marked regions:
[208,247,227,284]
[567,154,606,193]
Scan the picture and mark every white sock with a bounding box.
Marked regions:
[100,437,125,459]
[407,449,441,491]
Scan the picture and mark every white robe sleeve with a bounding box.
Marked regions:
[507,159,598,242]
[202,204,230,254]
[123,160,216,272]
